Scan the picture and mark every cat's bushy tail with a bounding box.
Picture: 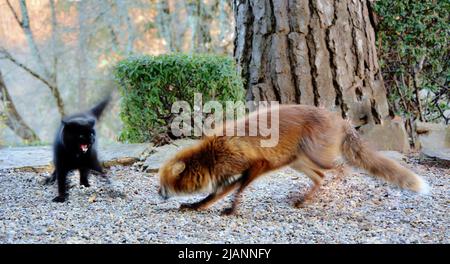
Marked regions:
[90,95,111,119]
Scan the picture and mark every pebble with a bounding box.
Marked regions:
[0,158,448,243]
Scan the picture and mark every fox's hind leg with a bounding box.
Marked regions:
[180,180,240,211]
[290,160,326,207]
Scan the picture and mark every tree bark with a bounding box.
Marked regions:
[234,0,390,128]
[0,70,39,142]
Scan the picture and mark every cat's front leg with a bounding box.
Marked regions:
[90,156,110,184]
[44,171,56,185]
[79,168,90,187]
[52,169,69,202]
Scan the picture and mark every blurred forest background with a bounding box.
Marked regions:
[0,0,235,145]
[0,0,448,146]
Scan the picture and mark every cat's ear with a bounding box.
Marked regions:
[88,119,95,128]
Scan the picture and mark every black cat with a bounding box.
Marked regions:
[45,96,111,202]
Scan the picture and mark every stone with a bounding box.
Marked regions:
[0,146,52,172]
[416,121,450,149]
[359,118,410,153]
[0,143,152,172]
[143,139,198,172]
[98,143,152,167]
[420,148,450,163]
[378,151,406,163]
[416,121,450,163]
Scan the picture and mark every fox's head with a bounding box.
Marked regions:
[158,142,215,199]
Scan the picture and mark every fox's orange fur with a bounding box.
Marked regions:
[158,105,429,215]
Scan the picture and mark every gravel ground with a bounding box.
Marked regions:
[0,156,448,243]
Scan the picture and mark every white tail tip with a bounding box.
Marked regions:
[416,176,431,195]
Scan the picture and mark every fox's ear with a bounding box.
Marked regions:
[171,161,185,176]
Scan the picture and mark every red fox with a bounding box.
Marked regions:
[158,105,429,215]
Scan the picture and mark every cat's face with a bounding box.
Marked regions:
[61,117,96,153]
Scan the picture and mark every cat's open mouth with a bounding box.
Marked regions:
[80,144,89,153]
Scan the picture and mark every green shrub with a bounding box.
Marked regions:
[114,53,245,143]
[374,0,449,124]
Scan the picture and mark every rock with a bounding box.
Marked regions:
[444,110,450,120]
[99,143,152,167]
[143,139,198,172]
[416,121,450,163]
[0,146,53,172]
[379,151,406,163]
[0,143,152,172]
[416,121,450,149]
[418,89,435,100]
[88,194,97,203]
[420,148,450,163]
[359,118,410,153]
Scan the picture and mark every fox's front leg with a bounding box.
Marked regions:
[180,180,240,211]
[221,160,271,216]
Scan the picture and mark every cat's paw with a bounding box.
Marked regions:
[99,175,111,184]
[43,176,56,185]
[52,196,66,203]
[80,182,90,187]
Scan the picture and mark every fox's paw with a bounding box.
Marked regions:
[294,201,304,208]
[220,207,236,216]
[294,198,309,208]
[52,196,66,203]
[179,203,200,211]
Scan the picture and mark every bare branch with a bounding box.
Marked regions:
[0,48,65,116]
[5,0,23,26]
[16,0,51,79]
[0,48,52,89]
[0,69,40,142]
[49,0,58,83]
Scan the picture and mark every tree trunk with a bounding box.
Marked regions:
[0,70,39,142]
[115,0,136,55]
[77,0,88,109]
[234,0,390,128]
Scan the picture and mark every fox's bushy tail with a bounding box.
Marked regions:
[341,123,429,194]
